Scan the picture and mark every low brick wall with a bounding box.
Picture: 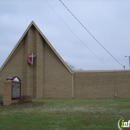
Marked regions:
[74,70,130,98]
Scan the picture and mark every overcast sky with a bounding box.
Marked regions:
[0,0,130,70]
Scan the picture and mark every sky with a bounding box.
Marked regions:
[0,0,130,70]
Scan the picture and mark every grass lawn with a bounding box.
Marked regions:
[0,98,130,130]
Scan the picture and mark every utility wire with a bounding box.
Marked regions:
[45,0,113,70]
[59,0,124,68]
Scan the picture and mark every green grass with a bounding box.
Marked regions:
[0,98,130,130]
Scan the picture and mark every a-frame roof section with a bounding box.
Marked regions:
[0,21,73,74]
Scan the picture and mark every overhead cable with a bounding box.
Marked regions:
[45,0,113,69]
[59,0,124,68]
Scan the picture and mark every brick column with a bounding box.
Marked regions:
[26,27,36,97]
[3,80,12,106]
[22,26,43,98]
[35,31,44,98]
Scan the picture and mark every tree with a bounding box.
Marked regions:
[66,62,75,70]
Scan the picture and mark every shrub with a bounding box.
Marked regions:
[0,95,3,105]
[10,103,17,106]
[20,95,32,103]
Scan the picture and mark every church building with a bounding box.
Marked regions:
[0,21,130,98]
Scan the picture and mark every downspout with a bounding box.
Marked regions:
[72,72,75,98]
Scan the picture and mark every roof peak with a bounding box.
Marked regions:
[0,21,73,74]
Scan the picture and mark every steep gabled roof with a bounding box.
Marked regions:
[0,21,73,74]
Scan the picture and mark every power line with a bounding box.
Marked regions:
[45,0,113,70]
[59,0,124,68]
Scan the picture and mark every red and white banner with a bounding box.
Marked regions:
[27,52,36,65]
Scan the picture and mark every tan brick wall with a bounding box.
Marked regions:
[74,70,130,98]
[43,43,72,98]
[0,41,24,96]
[0,25,72,98]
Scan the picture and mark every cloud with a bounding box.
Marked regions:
[0,0,130,70]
